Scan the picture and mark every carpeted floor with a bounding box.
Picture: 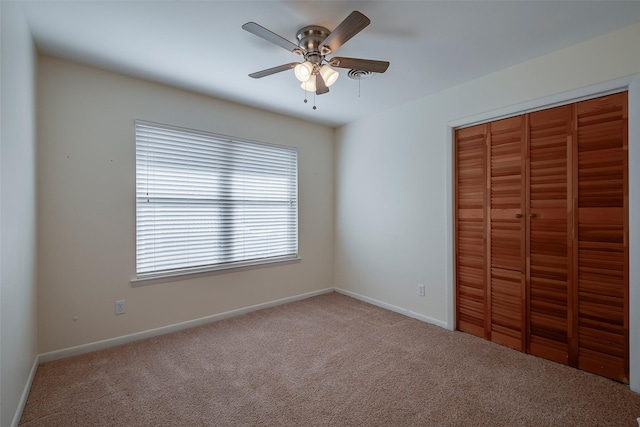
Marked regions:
[20,292,640,426]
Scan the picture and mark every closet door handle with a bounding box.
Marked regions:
[515,213,523,218]
[529,213,537,218]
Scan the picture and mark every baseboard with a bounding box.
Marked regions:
[39,288,334,363]
[11,355,39,427]
[38,286,447,363]
[406,310,449,330]
[335,288,449,329]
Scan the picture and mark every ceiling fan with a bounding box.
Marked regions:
[242,11,390,96]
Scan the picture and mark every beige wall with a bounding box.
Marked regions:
[37,56,335,353]
[1,2,39,426]
[335,22,640,388]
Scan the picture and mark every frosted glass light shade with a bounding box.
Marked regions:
[300,78,317,92]
[319,65,339,87]
[294,62,313,82]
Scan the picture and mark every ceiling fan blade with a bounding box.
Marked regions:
[320,11,370,55]
[249,62,298,79]
[329,57,390,73]
[316,73,329,95]
[242,22,300,53]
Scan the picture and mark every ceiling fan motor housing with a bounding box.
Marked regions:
[296,25,331,64]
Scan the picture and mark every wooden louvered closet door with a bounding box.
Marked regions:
[454,92,629,383]
[527,105,572,365]
[574,92,628,382]
[488,117,526,351]
[455,124,487,339]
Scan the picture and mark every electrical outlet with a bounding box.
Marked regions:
[115,300,126,315]
[417,284,426,297]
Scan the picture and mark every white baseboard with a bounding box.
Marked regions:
[406,310,450,330]
[39,287,449,364]
[12,355,39,427]
[39,288,334,363]
[335,288,449,329]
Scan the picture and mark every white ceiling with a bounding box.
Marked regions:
[20,0,640,127]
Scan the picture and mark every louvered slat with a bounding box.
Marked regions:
[575,92,628,382]
[455,125,487,338]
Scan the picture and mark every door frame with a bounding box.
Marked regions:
[446,74,640,392]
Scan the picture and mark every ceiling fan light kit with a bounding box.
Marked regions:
[320,65,339,87]
[294,62,313,82]
[300,78,316,92]
[242,10,390,106]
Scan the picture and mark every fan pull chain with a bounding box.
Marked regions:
[358,77,361,98]
[301,81,317,110]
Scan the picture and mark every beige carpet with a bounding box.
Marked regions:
[20,292,640,426]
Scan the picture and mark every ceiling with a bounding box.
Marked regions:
[20,0,640,128]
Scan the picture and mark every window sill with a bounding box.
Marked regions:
[131,256,301,287]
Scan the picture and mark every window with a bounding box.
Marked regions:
[135,121,298,279]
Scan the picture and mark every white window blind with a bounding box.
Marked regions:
[135,121,298,278]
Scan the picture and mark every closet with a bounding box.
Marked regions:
[454,92,628,383]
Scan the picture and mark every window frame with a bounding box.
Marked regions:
[132,120,300,284]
